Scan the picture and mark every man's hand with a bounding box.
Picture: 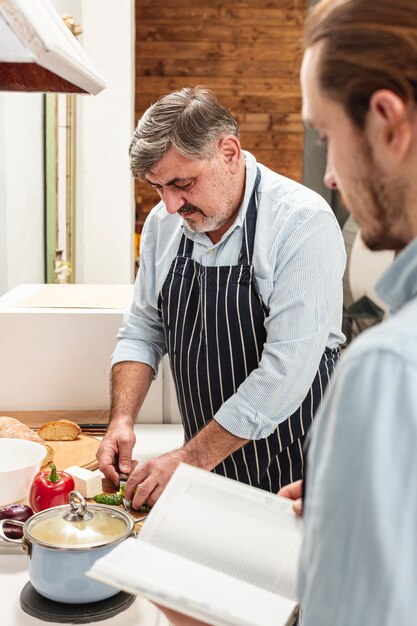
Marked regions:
[155,605,209,626]
[98,361,154,485]
[278,479,304,516]
[124,448,186,508]
[125,420,248,509]
[97,418,136,486]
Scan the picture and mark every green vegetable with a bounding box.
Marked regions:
[92,492,150,513]
[93,478,151,512]
[93,493,122,505]
[137,502,150,513]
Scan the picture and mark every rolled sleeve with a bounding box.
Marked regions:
[111,313,165,375]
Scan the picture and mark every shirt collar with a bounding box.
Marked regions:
[375,237,417,313]
[182,150,258,245]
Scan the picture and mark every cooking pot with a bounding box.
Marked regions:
[0,491,135,604]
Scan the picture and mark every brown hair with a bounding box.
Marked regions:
[129,86,239,179]
[305,0,417,128]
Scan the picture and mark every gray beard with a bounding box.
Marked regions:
[183,212,231,233]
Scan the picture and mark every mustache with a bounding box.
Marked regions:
[178,203,205,216]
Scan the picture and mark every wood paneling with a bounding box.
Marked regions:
[135,0,307,222]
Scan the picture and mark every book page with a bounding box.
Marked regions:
[88,539,298,626]
[140,464,302,600]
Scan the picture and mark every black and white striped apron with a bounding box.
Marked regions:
[158,169,339,492]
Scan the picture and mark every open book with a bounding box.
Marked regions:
[87,464,302,626]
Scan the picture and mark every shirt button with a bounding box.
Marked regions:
[208,249,214,254]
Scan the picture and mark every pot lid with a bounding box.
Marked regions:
[25,491,134,550]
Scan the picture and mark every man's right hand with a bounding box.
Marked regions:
[98,361,154,485]
[97,418,136,485]
[278,479,304,516]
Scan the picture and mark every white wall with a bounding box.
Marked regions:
[76,0,135,284]
[0,97,8,296]
[0,93,45,296]
[0,0,135,296]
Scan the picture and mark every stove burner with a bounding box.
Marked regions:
[20,582,136,623]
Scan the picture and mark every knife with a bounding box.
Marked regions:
[118,473,132,513]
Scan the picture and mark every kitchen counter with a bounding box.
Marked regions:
[0,424,184,625]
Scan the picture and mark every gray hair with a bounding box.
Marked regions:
[129,86,240,179]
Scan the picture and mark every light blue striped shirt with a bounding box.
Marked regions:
[298,237,417,625]
[113,151,346,439]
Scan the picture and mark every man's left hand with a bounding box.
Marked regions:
[124,448,187,509]
[278,479,304,516]
[124,420,247,509]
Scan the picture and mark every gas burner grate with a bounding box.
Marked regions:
[20,582,136,623]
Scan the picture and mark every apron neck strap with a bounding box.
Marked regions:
[238,167,261,266]
[179,233,194,258]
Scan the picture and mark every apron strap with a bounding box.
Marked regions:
[178,233,194,258]
[238,167,261,266]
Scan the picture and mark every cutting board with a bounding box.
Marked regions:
[44,435,100,471]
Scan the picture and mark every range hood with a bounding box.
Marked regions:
[0,0,105,95]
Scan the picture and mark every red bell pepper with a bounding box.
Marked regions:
[29,464,75,512]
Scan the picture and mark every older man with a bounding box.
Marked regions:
[97,87,345,509]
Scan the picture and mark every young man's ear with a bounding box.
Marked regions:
[218,135,241,172]
[369,89,412,161]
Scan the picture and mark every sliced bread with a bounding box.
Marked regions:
[38,419,82,441]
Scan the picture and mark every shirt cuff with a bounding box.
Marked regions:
[214,395,280,440]
[111,338,161,378]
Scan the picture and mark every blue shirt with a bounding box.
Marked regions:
[112,151,346,439]
[298,237,417,625]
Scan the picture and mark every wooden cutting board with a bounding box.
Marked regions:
[44,435,101,471]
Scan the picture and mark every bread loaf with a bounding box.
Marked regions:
[38,419,81,441]
[0,416,54,465]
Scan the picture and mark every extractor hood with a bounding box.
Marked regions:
[0,0,105,94]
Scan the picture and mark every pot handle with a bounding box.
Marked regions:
[0,520,30,555]
[0,519,25,544]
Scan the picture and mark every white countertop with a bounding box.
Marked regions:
[0,553,170,626]
[0,424,184,625]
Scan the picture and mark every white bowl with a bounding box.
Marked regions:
[0,439,46,506]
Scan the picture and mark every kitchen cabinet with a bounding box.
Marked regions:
[0,284,182,426]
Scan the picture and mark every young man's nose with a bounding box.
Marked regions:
[163,187,186,214]
[324,158,338,190]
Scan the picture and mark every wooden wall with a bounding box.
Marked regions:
[135,0,307,225]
